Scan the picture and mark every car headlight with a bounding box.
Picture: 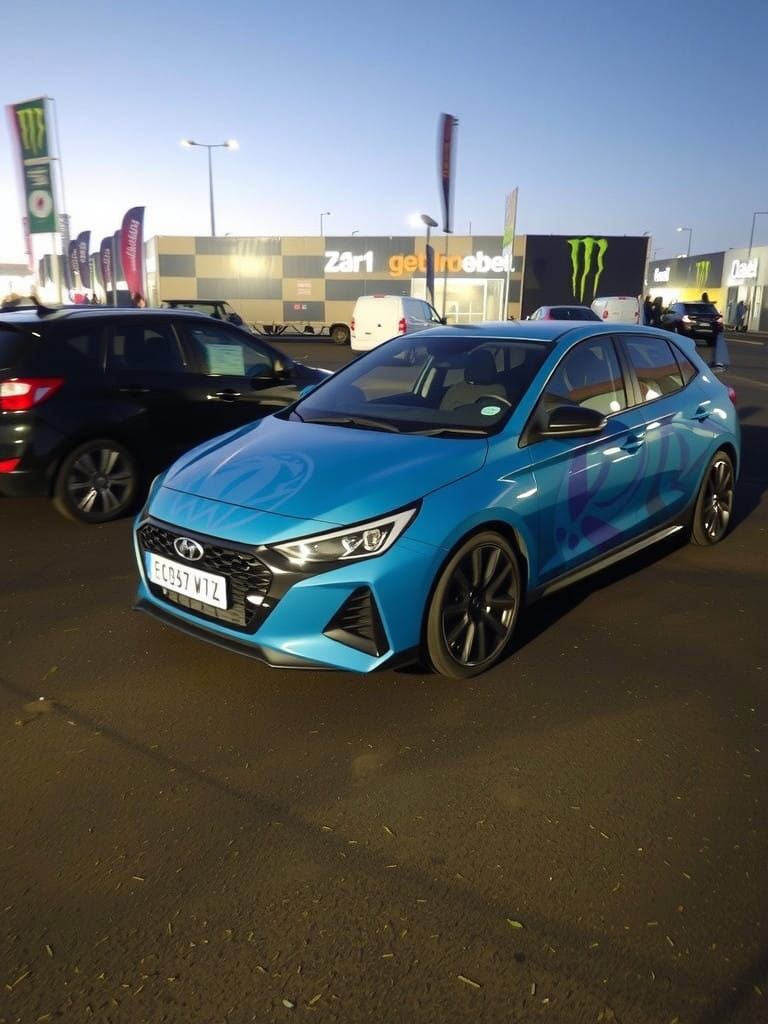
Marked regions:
[272,506,419,565]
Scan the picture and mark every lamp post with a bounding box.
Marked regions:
[181,138,238,237]
[320,211,331,236]
[748,210,768,258]
[420,213,438,307]
[676,225,693,257]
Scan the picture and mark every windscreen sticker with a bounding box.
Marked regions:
[481,404,502,416]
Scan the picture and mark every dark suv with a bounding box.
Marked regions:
[0,306,330,523]
[660,302,723,343]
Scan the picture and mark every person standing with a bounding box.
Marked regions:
[132,292,146,308]
[651,296,664,328]
[735,299,746,332]
[643,295,654,326]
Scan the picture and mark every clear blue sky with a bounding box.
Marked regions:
[3,0,767,262]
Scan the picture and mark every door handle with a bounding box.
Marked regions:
[119,386,150,394]
[692,403,710,421]
[210,390,241,401]
[621,434,644,452]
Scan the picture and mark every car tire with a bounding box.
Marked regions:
[425,530,521,678]
[330,324,350,346]
[690,450,735,546]
[53,439,139,524]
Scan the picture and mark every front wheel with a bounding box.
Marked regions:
[690,450,735,545]
[53,439,139,523]
[425,531,521,678]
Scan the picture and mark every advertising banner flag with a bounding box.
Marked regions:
[119,206,145,299]
[67,239,80,292]
[99,236,113,292]
[426,244,436,306]
[502,189,518,257]
[6,98,57,234]
[437,113,458,234]
[76,230,91,290]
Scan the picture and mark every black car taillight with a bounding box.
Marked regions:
[0,377,64,412]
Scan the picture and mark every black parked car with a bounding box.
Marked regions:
[0,305,330,523]
[660,301,724,343]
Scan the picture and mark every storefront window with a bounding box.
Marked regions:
[410,278,504,323]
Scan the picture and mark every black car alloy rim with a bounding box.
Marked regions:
[702,457,734,541]
[441,542,518,667]
[67,447,133,515]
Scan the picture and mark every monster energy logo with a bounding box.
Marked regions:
[14,102,49,158]
[567,237,608,302]
[695,260,711,290]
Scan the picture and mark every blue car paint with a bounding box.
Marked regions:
[134,322,740,674]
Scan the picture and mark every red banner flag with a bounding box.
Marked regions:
[119,206,145,301]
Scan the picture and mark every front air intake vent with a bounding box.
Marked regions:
[323,587,389,657]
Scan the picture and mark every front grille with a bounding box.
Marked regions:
[324,587,389,657]
[138,522,273,631]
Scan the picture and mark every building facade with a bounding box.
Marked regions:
[144,232,649,331]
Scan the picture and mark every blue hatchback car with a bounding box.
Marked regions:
[133,322,740,678]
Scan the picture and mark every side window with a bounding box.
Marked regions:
[106,321,187,373]
[45,327,102,372]
[182,322,274,377]
[621,335,685,402]
[543,337,627,415]
[671,344,698,385]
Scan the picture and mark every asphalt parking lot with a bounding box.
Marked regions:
[1,333,767,1024]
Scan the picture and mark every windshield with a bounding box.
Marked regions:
[288,332,549,436]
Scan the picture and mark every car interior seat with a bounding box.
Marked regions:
[440,348,504,410]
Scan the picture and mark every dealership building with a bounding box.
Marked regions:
[142,233,649,334]
[647,247,768,331]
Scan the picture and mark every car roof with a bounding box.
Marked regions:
[421,320,661,344]
[0,306,217,325]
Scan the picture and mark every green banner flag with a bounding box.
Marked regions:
[7,97,57,234]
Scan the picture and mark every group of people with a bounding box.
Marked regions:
[642,295,665,327]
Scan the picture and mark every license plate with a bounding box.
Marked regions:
[149,554,228,609]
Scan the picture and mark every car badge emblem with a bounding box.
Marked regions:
[174,536,204,561]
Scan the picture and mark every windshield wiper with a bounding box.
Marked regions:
[412,426,489,437]
[303,415,402,433]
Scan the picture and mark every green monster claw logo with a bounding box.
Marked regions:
[15,105,48,157]
[567,237,608,302]
[695,260,711,290]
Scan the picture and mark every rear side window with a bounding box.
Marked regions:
[543,337,627,415]
[671,344,698,385]
[0,329,31,368]
[622,335,684,402]
[107,322,187,373]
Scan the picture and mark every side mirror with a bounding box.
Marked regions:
[542,404,606,436]
[440,316,447,325]
[298,382,319,399]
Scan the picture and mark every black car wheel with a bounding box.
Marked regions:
[690,450,735,546]
[330,324,350,345]
[53,439,139,524]
[425,531,521,678]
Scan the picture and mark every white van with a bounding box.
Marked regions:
[350,295,444,351]
[591,296,640,324]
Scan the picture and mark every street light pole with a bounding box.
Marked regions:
[181,138,238,237]
[320,211,331,236]
[676,225,693,257]
[748,210,768,258]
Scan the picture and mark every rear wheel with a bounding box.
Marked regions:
[690,450,735,545]
[53,439,139,523]
[425,531,521,678]
[330,324,350,345]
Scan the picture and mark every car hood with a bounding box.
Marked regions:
[161,416,488,525]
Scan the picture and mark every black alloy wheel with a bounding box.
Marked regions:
[690,450,735,546]
[53,439,139,524]
[425,531,521,678]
